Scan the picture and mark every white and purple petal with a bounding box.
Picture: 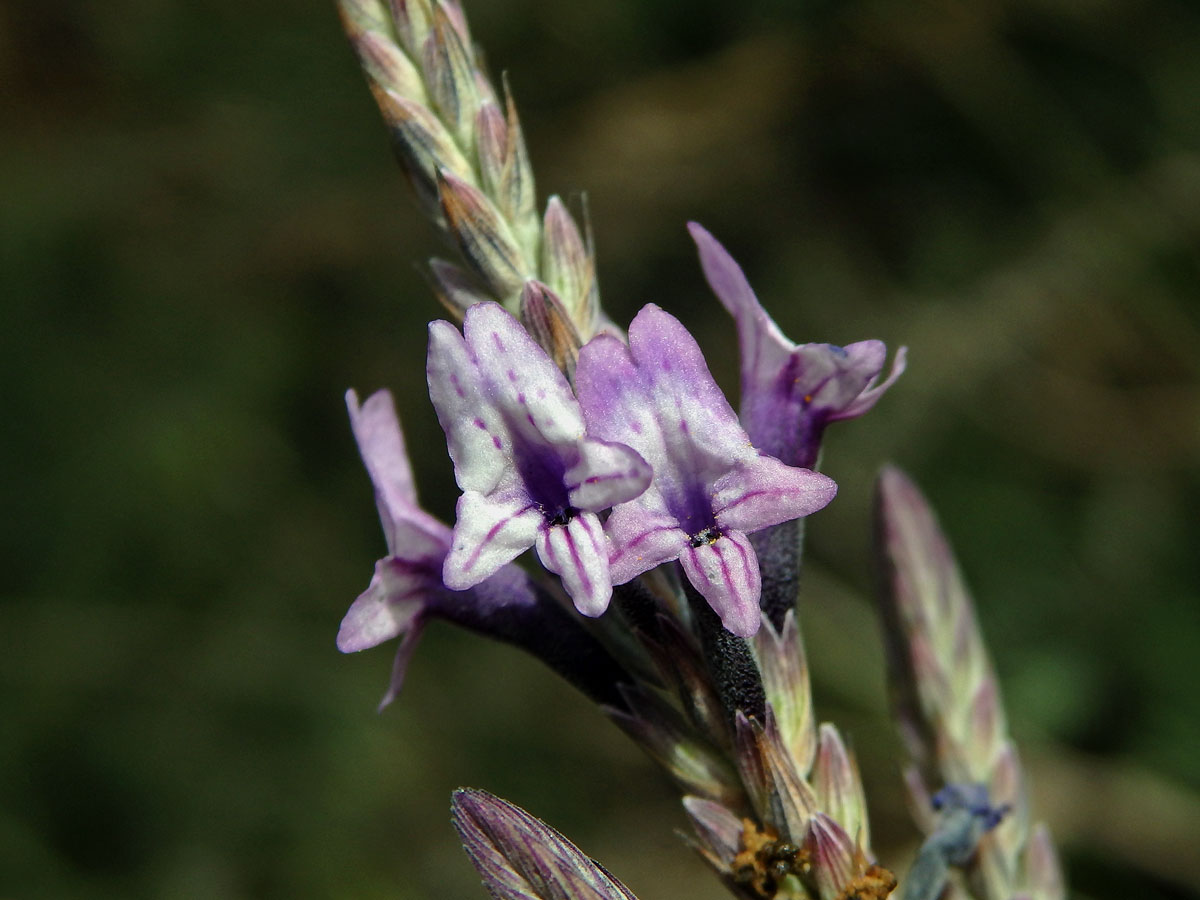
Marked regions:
[337,557,430,653]
[605,504,690,585]
[347,389,448,551]
[346,388,418,510]
[535,514,612,617]
[462,300,585,446]
[443,488,543,589]
[576,304,836,635]
[428,318,512,494]
[565,438,651,512]
[679,531,761,638]
[428,302,652,615]
[711,455,837,534]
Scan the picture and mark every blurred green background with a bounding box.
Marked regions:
[3,0,1199,897]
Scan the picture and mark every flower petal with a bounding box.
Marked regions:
[444,489,542,589]
[679,530,761,637]
[462,301,584,446]
[566,438,651,512]
[624,304,750,461]
[573,332,646,449]
[688,221,794,394]
[604,503,689,584]
[428,318,511,494]
[346,388,451,554]
[689,223,905,468]
[712,455,837,534]
[536,513,612,617]
[832,342,907,421]
[337,557,428,652]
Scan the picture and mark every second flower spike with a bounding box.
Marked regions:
[427,302,651,616]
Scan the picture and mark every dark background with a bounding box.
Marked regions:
[3,0,1199,897]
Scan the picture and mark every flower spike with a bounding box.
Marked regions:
[574,304,837,636]
[427,302,651,616]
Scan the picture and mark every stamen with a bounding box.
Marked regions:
[546,506,578,527]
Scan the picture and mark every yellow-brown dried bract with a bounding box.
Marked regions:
[731,819,808,899]
[837,864,898,900]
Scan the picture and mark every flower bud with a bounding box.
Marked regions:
[437,169,529,302]
[753,611,816,775]
[389,0,435,58]
[811,724,870,855]
[354,30,426,102]
[542,196,597,333]
[422,6,480,155]
[519,280,582,380]
[374,88,473,215]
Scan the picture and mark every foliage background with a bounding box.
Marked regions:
[3,0,1198,897]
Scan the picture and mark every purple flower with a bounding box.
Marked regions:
[689,223,906,468]
[427,301,651,616]
[338,388,634,710]
[337,388,460,707]
[574,304,837,637]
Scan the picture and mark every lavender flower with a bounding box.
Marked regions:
[337,388,458,706]
[427,301,651,615]
[574,304,837,637]
[339,388,634,710]
[688,223,905,470]
[689,223,905,627]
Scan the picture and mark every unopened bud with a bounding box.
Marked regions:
[337,0,392,39]
[608,686,742,805]
[437,168,528,302]
[354,31,425,102]
[803,814,863,900]
[519,280,582,380]
[374,88,473,215]
[437,0,473,54]
[388,0,434,58]
[811,724,870,855]
[500,80,539,257]
[753,611,816,775]
[452,789,642,900]
[733,712,815,841]
[542,196,597,331]
[475,101,507,202]
[682,796,743,872]
[422,6,480,155]
[1025,824,1066,900]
